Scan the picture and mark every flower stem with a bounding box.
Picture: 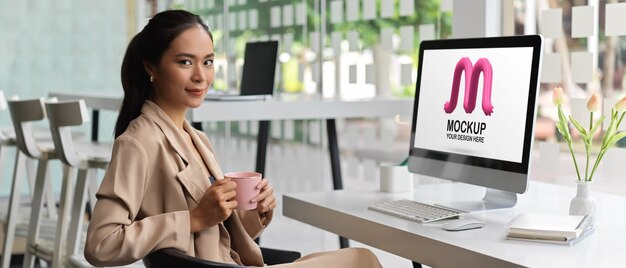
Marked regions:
[568,142,582,181]
[585,112,592,181]
[589,149,606,181]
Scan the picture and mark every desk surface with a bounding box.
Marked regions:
[49,91,413,121]
[283,181,626,267]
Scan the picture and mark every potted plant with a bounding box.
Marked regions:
[553,87,626,220]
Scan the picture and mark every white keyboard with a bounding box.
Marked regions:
[368,199,463,223]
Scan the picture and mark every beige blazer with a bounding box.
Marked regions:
[85,101,271,267]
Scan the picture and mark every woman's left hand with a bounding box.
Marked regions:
[252,178,276,215]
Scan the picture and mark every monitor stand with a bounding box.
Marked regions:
[437,188,518,212]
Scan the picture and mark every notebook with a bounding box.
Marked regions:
[205,41,278,101]
[506,226,595,246]
[506,213,593,241]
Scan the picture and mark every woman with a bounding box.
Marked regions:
[84,10,381,268]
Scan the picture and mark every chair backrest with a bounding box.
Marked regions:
[7,98,47,159]
[142,247,301,268]
[45,99,90,167]
[0,91,7,140]
[0,90,6,112]
[143,248,243,268]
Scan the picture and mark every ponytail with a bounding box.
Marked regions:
[115,33,153,138]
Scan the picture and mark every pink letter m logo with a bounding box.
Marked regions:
[443,57,494,116]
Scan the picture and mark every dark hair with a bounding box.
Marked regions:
[115,10,213,138]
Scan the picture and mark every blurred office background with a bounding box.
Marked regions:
[1,0,626,267]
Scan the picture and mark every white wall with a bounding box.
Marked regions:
[0,0,128,196]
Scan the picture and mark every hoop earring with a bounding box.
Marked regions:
[150,75,154,82]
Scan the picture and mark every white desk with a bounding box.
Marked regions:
[283,181,626,267]
[48,92,413,121]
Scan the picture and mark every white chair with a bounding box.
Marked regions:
[0,90,26,216]
[45,100,116,268]
[0,91,33,268]
[0,90,40,219]
[45,100,142,268]
[0,90,10,168]
[1,98,61,268]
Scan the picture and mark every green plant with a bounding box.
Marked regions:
[553,87,626,181]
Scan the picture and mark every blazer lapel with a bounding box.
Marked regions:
[142,101,191,165]
[175,165,204,205]
[142,101,207,204]
[185,122,224,181]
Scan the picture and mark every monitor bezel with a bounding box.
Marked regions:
[409,35,543,175]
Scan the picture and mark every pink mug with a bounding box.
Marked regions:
[224,172,262,210]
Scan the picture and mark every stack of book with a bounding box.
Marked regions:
[506,213,595,246]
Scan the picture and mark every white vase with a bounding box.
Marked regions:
[569,181,596,223]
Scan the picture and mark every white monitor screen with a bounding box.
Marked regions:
[413,47,534,163]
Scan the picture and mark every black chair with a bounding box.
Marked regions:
[143,247,301,268]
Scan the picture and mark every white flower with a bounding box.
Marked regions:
[587,93,600,112]
[553,87,564,106]
[615,96,626,113]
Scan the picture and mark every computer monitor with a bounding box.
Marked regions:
[240,40,279,96]
[205,41,278,101]
[408,35,543,211]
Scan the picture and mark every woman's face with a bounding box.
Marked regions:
[148,25,214,111]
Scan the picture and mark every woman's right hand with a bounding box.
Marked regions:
[189,178,238,233]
